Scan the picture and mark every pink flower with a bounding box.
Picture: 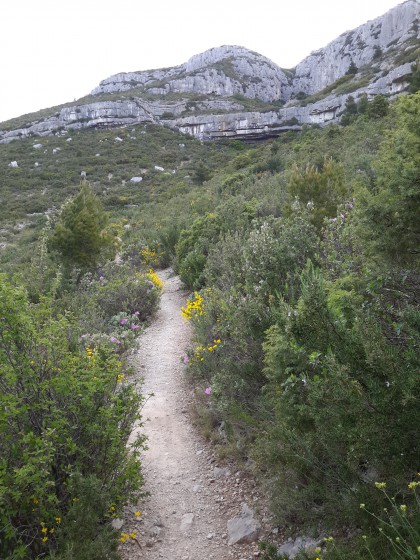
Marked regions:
[120,318,128,325]
[131,324,140,330]
[110,336,117,342]
[81,334,87,338]
[183,356,189,364]
[205,387,212,395]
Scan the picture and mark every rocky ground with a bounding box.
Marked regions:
[117,270,280,560]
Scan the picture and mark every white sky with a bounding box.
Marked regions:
[0,0,404,123]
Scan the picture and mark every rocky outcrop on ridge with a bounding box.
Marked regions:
[1,1,418,143]
[92,45,291,102]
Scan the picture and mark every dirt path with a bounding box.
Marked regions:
[119,270,269,560]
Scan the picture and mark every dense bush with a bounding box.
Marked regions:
[94,263,161,322]
[0,278,146,559]
[181,92,420,557]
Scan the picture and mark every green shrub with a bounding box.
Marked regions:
[258,263,419,531]
[95,263,160,321]
[0,277,145,559]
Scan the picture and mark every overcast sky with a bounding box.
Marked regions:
[0,0,405,123]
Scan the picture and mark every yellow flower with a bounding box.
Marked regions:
[55,517,61,524]
[130,532,137,539]
[315,547,321,553]
[374,482,386,489]
[399,504,407,512]
[360,503,365,509]
[134,511,141,517]
[42,536,48,543]
[181,292,205,320]
[408,481,420,489]
[41,527,48,533]
[147,269,163,290]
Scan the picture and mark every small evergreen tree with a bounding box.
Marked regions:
[408,59,420,93]
[193,162,212,185]
[346,59,358,75]
[341,95,358,126]
[367,94,389,119]
[357,93,369,114]
[357,92,420,264]
[49,184,117,277]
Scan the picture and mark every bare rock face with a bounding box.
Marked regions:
[0,1,418,143]
[92,44,291,103]
[292,0,420,96]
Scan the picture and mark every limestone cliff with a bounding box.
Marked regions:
[1,0,419,143]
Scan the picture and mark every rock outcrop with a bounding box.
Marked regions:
[1,1,418,143]
[292,0,419,95]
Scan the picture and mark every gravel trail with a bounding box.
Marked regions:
[120,270,268,560]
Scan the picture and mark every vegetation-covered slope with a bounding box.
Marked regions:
[0,91,419,559]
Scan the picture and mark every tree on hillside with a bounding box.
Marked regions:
[49,184,117,276]
[356,91,420,264]
[287,158,347,230]
[340,95,358,126]
[367,93,389,119]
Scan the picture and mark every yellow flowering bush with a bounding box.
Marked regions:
[147,269,163,290]
[181,292,205,320]
[140,246,160,266]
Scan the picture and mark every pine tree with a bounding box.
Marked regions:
[49,184,117,276]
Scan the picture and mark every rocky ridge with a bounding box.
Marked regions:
[1,0,418,143]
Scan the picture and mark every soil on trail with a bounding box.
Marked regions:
[120,270,271,560]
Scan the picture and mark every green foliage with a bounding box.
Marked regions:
[347,60,358,75]
[49,184,117,277]
[193,162,213,185]
[176,212,223,289]
[287,158,348,230]
[408,59,420,93]
[184,212,319,438]
[259,263,419,530]
[340,95,358,126]
[94,263,160,321]
[367,94,389,119]
[2,88,419,557]
[356,92,420,264]
[0,278,145,559]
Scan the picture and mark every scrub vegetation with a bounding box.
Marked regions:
[0,91,419,558]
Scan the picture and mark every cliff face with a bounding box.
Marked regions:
[292,0,419,95]
[1,1,419,143]
[92,45,291,102]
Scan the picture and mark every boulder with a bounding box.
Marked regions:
[227,503,260,545]
[277,536,323,559]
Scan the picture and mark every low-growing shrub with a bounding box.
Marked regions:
[95,264,161,321]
